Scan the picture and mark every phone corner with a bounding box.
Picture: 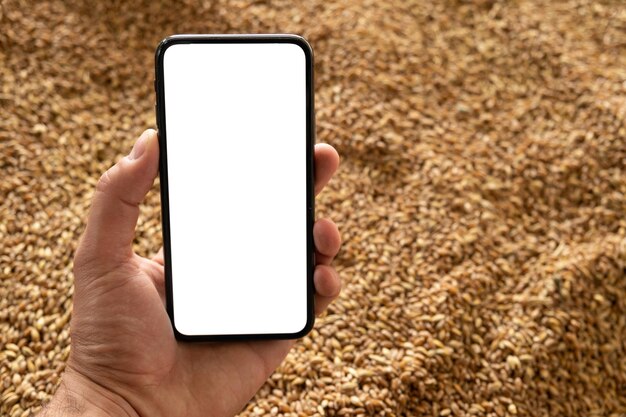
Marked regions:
[283,34,314,59]
[167,310,191,341]
[291,313,315,339]
[171,323,195,342]
[155,36,180,62]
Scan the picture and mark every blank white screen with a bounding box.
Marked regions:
[163,42,308,336]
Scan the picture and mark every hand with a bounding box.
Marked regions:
[40,129,341,417]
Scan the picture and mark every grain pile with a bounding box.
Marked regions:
[1,0,625,416]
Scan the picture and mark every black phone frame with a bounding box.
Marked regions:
[154,34,315,342]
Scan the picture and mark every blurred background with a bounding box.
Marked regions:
[1,0,625,416]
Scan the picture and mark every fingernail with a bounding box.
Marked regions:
[129,131,150,160]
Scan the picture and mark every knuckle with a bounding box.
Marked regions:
[95,169,113,194]
[95,161,124,195]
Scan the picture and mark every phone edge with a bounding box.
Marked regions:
[155,34,316,342]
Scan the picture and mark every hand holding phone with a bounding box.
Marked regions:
[65,126,341,417]
[52,33,342,417]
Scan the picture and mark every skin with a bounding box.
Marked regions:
[40,129,342,417]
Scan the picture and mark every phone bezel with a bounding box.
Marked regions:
[154,34,315,342]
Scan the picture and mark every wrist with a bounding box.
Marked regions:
[39,367,140,417]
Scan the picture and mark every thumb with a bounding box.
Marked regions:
[75,129,159,274]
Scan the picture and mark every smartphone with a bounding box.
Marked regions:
[154,34,315,341]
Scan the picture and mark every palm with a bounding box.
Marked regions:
[71,253,294,417]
